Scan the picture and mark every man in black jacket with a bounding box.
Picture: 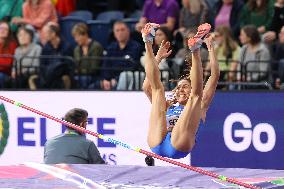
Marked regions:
[40,23,74,89]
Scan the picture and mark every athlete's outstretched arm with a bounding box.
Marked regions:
[201,36,220,122]
[142,40,172,103]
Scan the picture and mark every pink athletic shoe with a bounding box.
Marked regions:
[141,23,160,43]
[187,23,211,52]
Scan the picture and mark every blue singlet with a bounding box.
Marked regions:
[150,104,190,159]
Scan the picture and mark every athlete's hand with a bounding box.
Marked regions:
[204,33,215,51]
[166,91,177,109]
[167,126,174,132]
[156,40,172,63]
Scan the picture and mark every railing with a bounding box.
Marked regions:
[0,54,279,91]
[243,60,271,82]
[218,81,273,90]
[17,55,75,89]
[77,56,173,90]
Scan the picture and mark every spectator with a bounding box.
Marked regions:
[140,26,174,89]
[12,0,58,44]
[12,25,42,89]
[174,0,209,49]
[206,26,240,89]
[240,0,274,34]
[213,0,244,39]
[178,0,209,33]
[269,26,284,89]
[0,20,17,88]
[35,23,73,89]
[239,25,271,82]
[135,0,179,32]
[44,108,105,164]
[0,0,23,32]
[263,0,284,43]
[41,21,58,45]
[72,23,104,89]
[101,21,142,90]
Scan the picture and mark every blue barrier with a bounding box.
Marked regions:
[191,92,284,169]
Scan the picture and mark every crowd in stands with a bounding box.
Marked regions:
[0,0,283,90]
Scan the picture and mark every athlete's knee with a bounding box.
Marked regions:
[147,136,161,149]
[187,138,196,151]
[142,84,151,93]
[151,82,164,91]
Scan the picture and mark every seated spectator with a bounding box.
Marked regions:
[40,21,58,45]
[174,0,209,49]
[0,0,23,32]
[12,0,58,44]
[135,0,179,32]
[239,25,271,82]
[44,108,105,164]
[263,0,284,43]
[0,20,17,88]
[240,0,274,34]
[205,26,240,89]
[12,25,42,89]
[101,21,142,90]
[140,26,174,89]
[72,23,104,89]
[269,26,284,89]
[32,23,73,89]
[213,0,244,39]
[178,0,209,33]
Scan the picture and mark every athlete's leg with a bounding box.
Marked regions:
[171,50,203,152]
[142,40,172,102]
[142,24,168,148]
[171,24,211,152]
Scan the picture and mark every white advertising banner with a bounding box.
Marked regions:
[0,91,190,166]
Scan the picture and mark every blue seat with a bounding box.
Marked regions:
[129,10,142,19]
[87,20,111,49]
[96,11,124,22]
[122,18,139,31]
[69,10,93,21]
[60,16,86,48]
